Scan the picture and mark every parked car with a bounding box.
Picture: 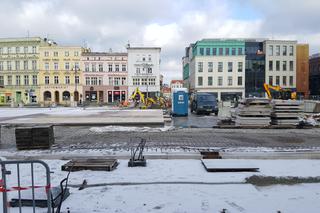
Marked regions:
[190,92,219,115]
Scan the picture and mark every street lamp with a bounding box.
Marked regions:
[72,65,80,102]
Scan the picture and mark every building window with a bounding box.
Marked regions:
[45,62,49,71]
[269,61,273,71]
[289,76,293,86]
[199,48,204,56]
[75,62,79,70]
[54,76,59,84]
[15,61,20,70]
[86,77,90,85]
[0,62,3,71]
[8,47,11,54]
[276,45,280,56]
[32,60,37,70]
[148,78,156,85]
[238,62,243,72]
[98,64,103,72]
[54,52,58,57]
[24,75,29,85]
[276,61,280,71]
[218,62,223,72]
[65,62,70,70]
[225,48,230,56]
[198,62,203,72]
[208,62,213,72]
[54,62,58,70]
[133,78,140,86]
[24,60,28,70]
[289,46,294,56]
[7,61,12,70]
[208,76,213,86]
[75,76,79,84]
[91,77,98,85]
[113,77,119,86]
[141,78,147,85]
[85,63,89,72]
[269,45,273,56]
[289,61,293,71]
[198,76,203,86]
[122,64,126,71]
[219,48,223,55]
[65,51,69,57]
[108,64,113,72]
[283,61,287,71]
[32,75,37,85]
[269,76,273,85]
[115,64,120,72]
[282,76,287,86]
[45,76,50,85]
[44,51,49,57]
[228,76,232,86]
[136,67,140,74]
[7,75,12,85]
[16,47,20,54]
[24,46,28,54]
[238,48,243,55]
[16,75,21,85]
[212,48,217,55]
[276,76,280,85]
[65,76,70,84]
[91,64,96,72]
[98,77,103,85]
[238,76,243,86]
[218,76,223,86]
[0,76,3,86]
[232,48,236,55]
[121,77,126,85]
[228,62,233,72]
[32,46,36,54]
[74,51,79,56]
[283,46,287,56]
[206,48,210,55]
[147,67,152,74]
[0,47,3,54]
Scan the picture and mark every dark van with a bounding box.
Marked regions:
[190,93,218,115]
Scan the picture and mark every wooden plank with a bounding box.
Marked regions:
[61,159,119,172]
[201,159,259,173]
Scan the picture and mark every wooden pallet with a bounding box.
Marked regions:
[61,159,119,172]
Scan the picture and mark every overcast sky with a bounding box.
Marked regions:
[1,0,320,84]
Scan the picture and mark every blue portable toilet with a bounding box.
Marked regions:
[172,88,189,116]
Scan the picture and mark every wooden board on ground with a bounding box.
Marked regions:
[201,159,259,172]
[61,159,119,172]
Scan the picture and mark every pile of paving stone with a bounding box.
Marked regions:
[235,98,271,127]
[271,100,304,126]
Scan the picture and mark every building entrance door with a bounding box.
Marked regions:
[55,91,59,103]
[108,91,112,103]
[16,92,21,103]
[121,91,126,101]
[99,91,104,102]
[113,91,120,102]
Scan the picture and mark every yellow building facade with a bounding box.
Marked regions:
[39,46,85,106]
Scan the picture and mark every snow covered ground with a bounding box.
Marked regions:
[1,159,320,212]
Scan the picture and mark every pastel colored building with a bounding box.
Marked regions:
[39,45,86,106]
[81,52,128,103]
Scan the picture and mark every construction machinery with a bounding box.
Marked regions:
[263,83,297,100]
[130,87,168,109]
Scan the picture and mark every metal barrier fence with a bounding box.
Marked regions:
[1,160,52,213]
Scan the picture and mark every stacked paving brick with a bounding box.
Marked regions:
[271,100,304,126]
[235,98,271,127]
[15,126,54,150]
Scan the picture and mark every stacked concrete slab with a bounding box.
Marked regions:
[235,98,271,127]
[271,100,304,126]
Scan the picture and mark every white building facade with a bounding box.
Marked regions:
[127,47,161,98]
[264,40,297,89]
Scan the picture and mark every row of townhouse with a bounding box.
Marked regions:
[0,37,161,106]
[183,39,309,101]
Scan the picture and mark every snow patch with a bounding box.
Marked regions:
[90,125,175,133]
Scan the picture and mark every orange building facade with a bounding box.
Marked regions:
[296,44,309,98]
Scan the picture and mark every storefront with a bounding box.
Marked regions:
[0,91,12,105]
[84,86,104,103]
[107,90,126,103]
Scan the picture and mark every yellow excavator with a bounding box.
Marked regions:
[130,87,167,109]
[263,83,297,100]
